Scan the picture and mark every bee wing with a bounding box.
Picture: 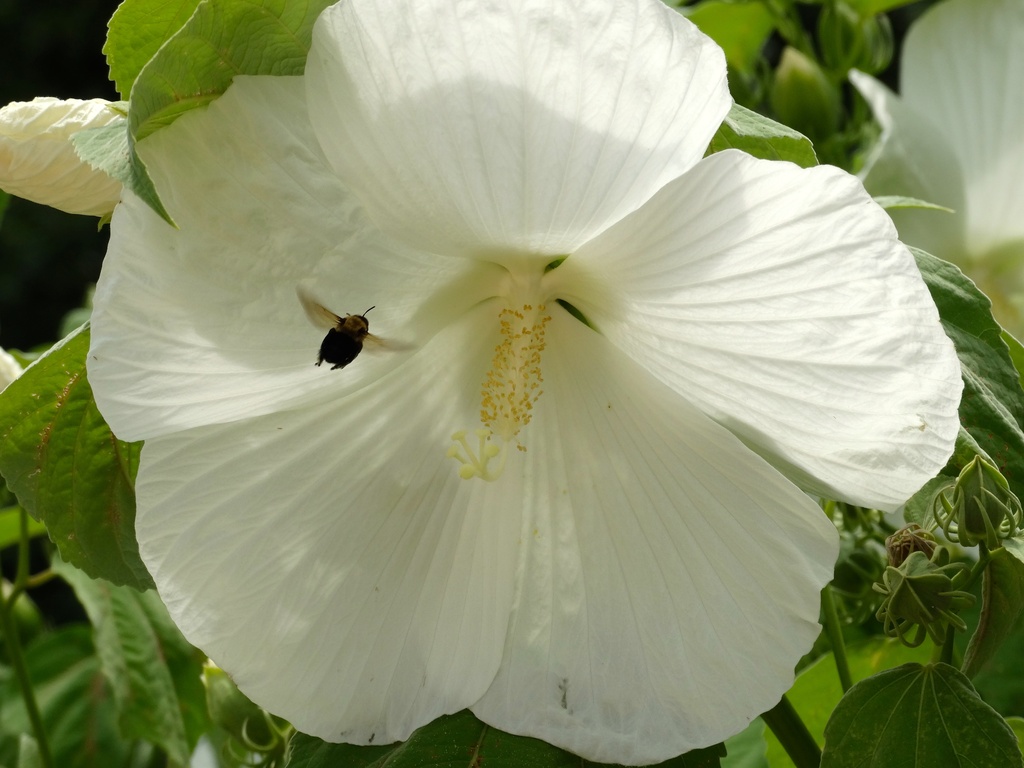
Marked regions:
[364,333,416,352]
[296,286,342,330]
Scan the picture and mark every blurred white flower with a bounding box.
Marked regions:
[0,347,22,390]
[0,97,123,216]
[88,0,961,763]
[851,0,1024,333]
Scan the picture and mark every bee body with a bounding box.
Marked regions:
[317,314,371,369]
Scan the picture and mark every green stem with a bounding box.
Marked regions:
[0,509,54,768]
[762,695,821,768]
[938,624,956,667]
[820,586,853,693]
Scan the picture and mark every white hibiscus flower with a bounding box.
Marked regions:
[0,97,123,216]
[851,0,1024,334]
[87,0,962,763]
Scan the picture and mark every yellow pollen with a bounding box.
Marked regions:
[448,303,551,482]
[480,305,550,443]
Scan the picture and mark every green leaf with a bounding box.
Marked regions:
[901,473,954,528]
[16,734,41,768]
[0,325,152,590]
[821,663,1023,767]
[104,0,202,97]
[1008,717,1024,749]
[873,195,954,213]
[53,557,206,764]
[0,190,9,227]
[963,547,1024,679]
[706,104,818,168]
[1001,329,1024,393]
[913,248,1024,503]
[0,626,133,768]
[721,719,767,768]
[287,710,721,768]
[683,1,775,74]
[845,0,923,15]
[70,116,174,226]
[129,0,334,143]
[766,638,930,767]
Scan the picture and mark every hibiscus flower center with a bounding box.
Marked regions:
[447,266,557,481]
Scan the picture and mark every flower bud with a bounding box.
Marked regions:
[885,524,936,568]
[0,97,123,216]
[934,455,1023,549]
[203,661,285,756]
[770,47,840,143]
[873,550,973,647]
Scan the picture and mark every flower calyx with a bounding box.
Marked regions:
[933,455,1023,549]
[872,548,974,648]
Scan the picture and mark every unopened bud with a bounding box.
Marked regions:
[770,47,841,143]
[885,524,936,568]
[873,550,973,647]
[203,662,286,757]
[934,456,1023,549]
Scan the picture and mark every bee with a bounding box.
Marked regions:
[296,286,387,369]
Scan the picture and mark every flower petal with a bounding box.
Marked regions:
[901,0,1024,254]
[89,76,501,442]
[305,0,729,258]
[136,304,519,744]
[551,150,961,510]
[472,312,837,764]
[848,70,968,261]
[0,97,123,216]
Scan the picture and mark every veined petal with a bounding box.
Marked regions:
[902,0,1024,254]
[306,0,729,258]
[472,312,837,764]
[89,76,501,442]
[553,150,961,510]
[849,70,967,261]
[0,97,123,216]
[136,305,518,745]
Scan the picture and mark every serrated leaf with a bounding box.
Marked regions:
[104,0,202,97]
[287,710,720,768]
[0,325,151,590]
[683,1,775,74]
[707,104,818,168]
[0,191,9,226]
[70,118,174,226]
[873,195,954,213]
[0,627,133,768]
[913,248,1024,502]
[52,557,204,765]
[766,638,930,767]
[129,0,334,143]
[962,548,1024,679]
[821,663,1023,767]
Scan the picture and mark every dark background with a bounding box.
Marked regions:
[0,0,934,352]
